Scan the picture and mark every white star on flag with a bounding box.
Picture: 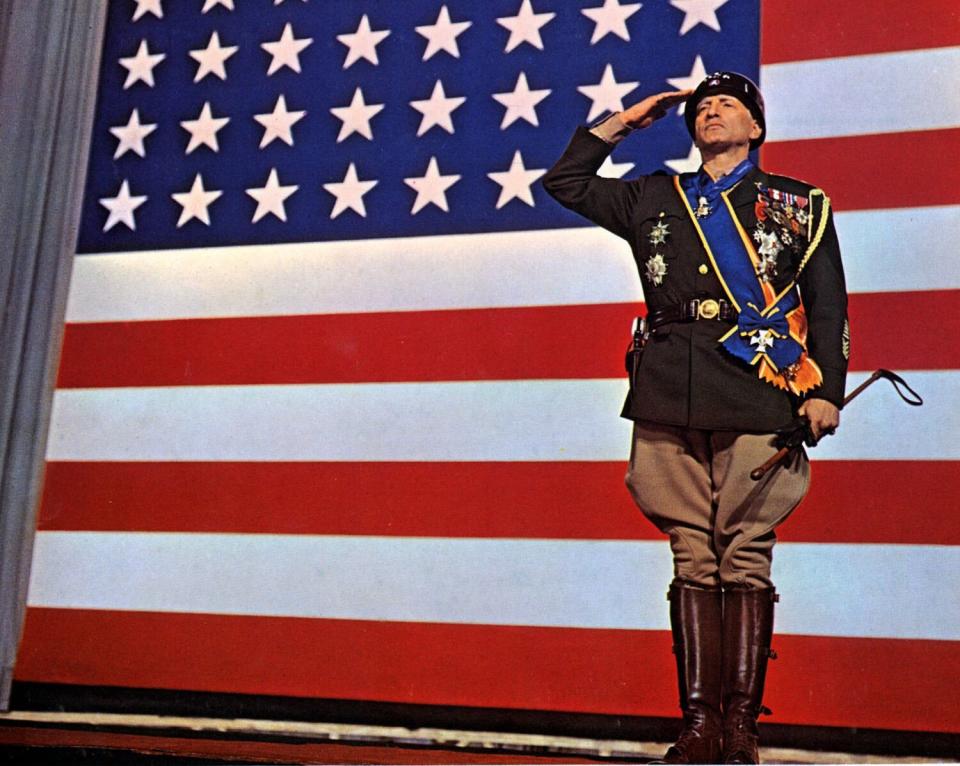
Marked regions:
[416,5,472,61]
[171,173,222,227]
[323,163,378,219]
[337,14,391,69]
[597,155,635,178]
[665,142,702,173]
[109,108,157,159]
[404,156,461,215]
[670,0,730,35]
[577,64,639,122]
[667,54,708,114]
[581,0,642,44]
[262,22,313,75]
[492,72,551,129]
[246,168,298,223]
[180,102,229,154]
[119,39,165,89]
[330,87,384,143]
[99,179,147,232]
[189,31,238,82]
[132,0,162,21]
[201,0,233,12]
[254,95,306,148]
[487,150,546,209]
[410,80,466,137]
[496,0,555,53]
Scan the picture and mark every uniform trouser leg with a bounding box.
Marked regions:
[624,422,718,588]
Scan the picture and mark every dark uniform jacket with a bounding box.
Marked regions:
[543,127,849,433]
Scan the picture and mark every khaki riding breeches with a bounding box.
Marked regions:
[625,419,810,589]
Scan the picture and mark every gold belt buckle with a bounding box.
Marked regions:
[698,299,720,320]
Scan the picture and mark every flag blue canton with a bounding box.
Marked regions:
[78,0,759,254]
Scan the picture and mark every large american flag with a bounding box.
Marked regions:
[18,0,960,734]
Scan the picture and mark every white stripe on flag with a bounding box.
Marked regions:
[64,207,960,323]
[762,46,960,141]
[27,532,960,641]
[66,229,639,323]
[838,205,960,294]
[45,371,957,461]
[45,379,633,462]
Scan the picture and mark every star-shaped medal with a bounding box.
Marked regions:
[648,220,669,246]
[645,253,668,286]
[756,229,781,258]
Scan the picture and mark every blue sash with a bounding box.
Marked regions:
[681,164,804,372]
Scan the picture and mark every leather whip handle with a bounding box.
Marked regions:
[750,446,793,481]
[749,369,923,481]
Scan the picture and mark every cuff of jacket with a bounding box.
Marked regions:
[589,112,633,145]
[569,125,618,167]
[811,368,847,409]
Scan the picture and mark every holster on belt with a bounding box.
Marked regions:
[624,316,648,387]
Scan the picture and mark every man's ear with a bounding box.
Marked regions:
[749,120,762,140]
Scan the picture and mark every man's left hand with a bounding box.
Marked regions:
[798,398,840,441]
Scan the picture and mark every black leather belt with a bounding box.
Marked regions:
[648,297,737,330]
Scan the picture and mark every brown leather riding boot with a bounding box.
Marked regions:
[652,581,723,765]
[721,586,778,764]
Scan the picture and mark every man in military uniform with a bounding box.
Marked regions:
[542,73,849,764]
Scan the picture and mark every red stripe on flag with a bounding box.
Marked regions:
[16,609,960,733]
[35,461,649,538]
[761,0,960,64]
[38,460,960,545]
[781,460,960,544]
[53,290,960,388]
[762,130,960,212]
[847,290,960,371]
[55,303,638,388]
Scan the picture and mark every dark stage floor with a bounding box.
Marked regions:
[1,712,956,765]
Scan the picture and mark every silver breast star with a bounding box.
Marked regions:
[645,253,668,286]
[649,221,670,246]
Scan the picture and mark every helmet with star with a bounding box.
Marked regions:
[684,71,766,149]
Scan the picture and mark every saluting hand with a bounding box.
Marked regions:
[798,398,840,442]
[620,89,694,130]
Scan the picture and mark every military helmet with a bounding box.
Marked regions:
[684,71,766,149]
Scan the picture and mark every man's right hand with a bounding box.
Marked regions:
[620,89,693,130]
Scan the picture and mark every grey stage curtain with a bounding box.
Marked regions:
[0,0,107,710]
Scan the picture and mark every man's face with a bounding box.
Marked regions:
[693,94,761,151]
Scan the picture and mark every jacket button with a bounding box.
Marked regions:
[698,264,709,275]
